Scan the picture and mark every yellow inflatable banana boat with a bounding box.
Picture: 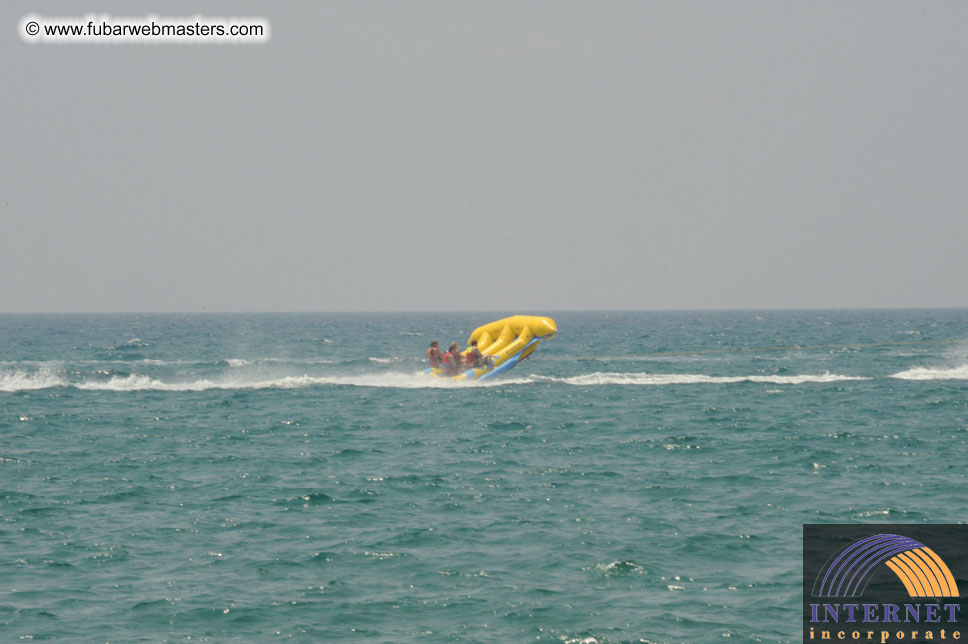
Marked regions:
[425,315,557,381]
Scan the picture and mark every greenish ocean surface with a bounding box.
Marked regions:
[2,310,967,643]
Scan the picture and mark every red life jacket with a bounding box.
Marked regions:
[442,351,462,373]
[427,347,442,368]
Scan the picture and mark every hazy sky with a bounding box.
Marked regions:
[3,2,967,312]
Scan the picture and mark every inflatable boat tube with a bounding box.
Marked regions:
[424,315,557,381]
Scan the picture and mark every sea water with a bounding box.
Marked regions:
[1,310,966,643]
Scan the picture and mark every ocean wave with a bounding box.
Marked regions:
[74,375,205,392]
[593,560,648,576]
[70,372,469,391]
[889,364,968,380]
[1,368,872,392]
[502,372,868,386]
[0,369,67,392]
[258,357,339,366]
[110,337,150,349]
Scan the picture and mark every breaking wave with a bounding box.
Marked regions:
[72,372,467,391]
[0,368,873,392]
[0,368,67,392]
[502,371,868,386]
[889,364,968,381]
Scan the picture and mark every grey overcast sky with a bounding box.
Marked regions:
[3,2,966,312]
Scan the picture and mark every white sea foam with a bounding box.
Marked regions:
[500,371,868,386]
[594,560,647,575]
[112,337,150,348]
[75,374,196,391]
[0,368,67,392]
[70,372,470,391]
[368,357,395,364]
[889,364,968,380]
[0,360,61,367]
[225,357,338,366]
[0,368,870,393]
[70,370,870,391]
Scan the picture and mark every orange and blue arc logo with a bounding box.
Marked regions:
[814,533,960,598]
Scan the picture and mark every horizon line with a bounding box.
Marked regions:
[2,305,967,315]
